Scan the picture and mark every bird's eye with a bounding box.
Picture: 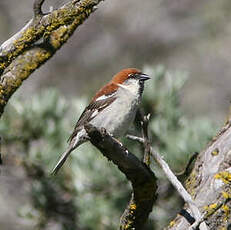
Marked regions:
[128,73,134,78]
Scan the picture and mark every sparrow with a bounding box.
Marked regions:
[51,68,150,175]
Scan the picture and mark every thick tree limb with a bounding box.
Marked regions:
[84,123,157,230]
[0,0,103,117]
[167,121,231,230]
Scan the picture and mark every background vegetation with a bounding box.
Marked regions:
[0,66,217,229]
[1,0,230,229]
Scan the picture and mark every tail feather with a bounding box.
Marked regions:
[51,145,74,175]
[51,129,87,175]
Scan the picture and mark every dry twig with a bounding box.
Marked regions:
[33,0,45,17]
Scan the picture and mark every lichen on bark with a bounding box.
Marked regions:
[0,0,102,117]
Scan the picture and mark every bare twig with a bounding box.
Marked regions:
[33,0,45,17]
[126,134,144,143]
[84,123,157,230]
[135,109,151,165]
[150,147,208,230]
[189,214,206,230]
[142,114,152,165]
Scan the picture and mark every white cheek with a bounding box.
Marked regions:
[117,79,140,97]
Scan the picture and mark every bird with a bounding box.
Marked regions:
[51,68,150,175]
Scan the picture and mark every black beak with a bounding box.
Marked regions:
[136,73,150,81]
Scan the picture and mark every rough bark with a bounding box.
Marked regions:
[0,0,103,117]
[84,124,157,230]
[167,120,231,230]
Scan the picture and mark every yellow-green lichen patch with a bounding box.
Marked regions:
[46,6,94,49]
[1,49,51,103]
[169,220,176,227]
[222,191,231,199]
[3,77,22,98]
[204,203,218,215]
[222,204,230,221]
[0,0,96,72]
[130,203,136,210]
[34,51,51,64]
[16,27,37,45]
[49,27,68,49]
[211,148,219,156]
[45,6,85,33]
[0,0,100,117]
[20,62,38,80]
[11,27,39,58]
[185,171,197,197]
[128,202,137,215]
[0,62,6,70]
[0,84,7,108]
[214,171,231,184]
[123,220,133,230]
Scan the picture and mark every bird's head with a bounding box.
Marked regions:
[112,68,150,95]
[112,68,150,85]
[93,68,150,101]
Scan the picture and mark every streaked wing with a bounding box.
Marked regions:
[68,94,116,142]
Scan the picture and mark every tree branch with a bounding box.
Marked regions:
[84,123,157,230]
[33,0,45,17]
[167,122,231,230]
[136,109,152,165]
[0,0,103,117]
[150,146,208,230]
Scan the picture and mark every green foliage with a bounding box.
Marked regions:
[142,66,216,170]
[1,90,78,229]
[0,66,217,230]
[141,66,217,228]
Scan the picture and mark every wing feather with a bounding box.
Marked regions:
[68,94,116,143]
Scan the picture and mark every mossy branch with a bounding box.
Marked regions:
[84,123,157,230]
[0,0,103,117]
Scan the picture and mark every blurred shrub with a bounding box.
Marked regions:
[0,66,217,230]
[1,90,78,230]
[141,66,217,228]
[143,66,216,169]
